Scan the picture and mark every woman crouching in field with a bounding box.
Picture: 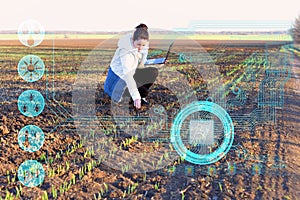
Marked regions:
[104,23,158,109]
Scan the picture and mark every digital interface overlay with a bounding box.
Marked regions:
[0,19,298,199]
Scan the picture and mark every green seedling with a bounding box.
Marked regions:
[94,194,97,200]
[88,162,92,172]
[90,130,95,139]
[128,182,138,194]
[122,190,127,198]
[41,191,48,200]
[218,182,223,192]
[55,152,61,160]
[48,157,54,164]
[57,165,63,175]
[78,140,83,148]
[48,167,55,177]
[40,153,47,162]
[59,184,64,193]
[154,182,160,190]
[152,160,155,168]
[71,174,76,185]
[6,171,10,184]
[11,173,16,183]
[63,180,70,192]
[66,161,70,171]
[99,187,104,196]
[15,186,21,198]
[181,191,185,200]
[79,167,84,180]
[131,158,137,166]
[103,182,108,193]
[5,190,14,200]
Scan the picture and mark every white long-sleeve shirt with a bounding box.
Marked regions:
[110,33,148,100]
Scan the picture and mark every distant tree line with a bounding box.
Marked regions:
[292,15,300,44]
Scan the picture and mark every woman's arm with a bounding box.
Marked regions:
[119,49,141,101]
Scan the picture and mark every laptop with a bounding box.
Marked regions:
[145,41,174,65]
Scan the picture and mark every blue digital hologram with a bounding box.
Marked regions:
[178,52,188,63]
[153,105,165,114]
[227,161,237,175]
[252,163,262,175]
[17,19,45,47]
[167,166,176,176]
[17,160,45,187]
[226,84,247,107]
[170,101,234,165]
[184,165,195,177]
[18,55,45,82]
[18,90,45,117]
[258,69,290,107]
[189,120,214,146]
[72,31,225,173]
[207,165,217,176]
[231,86,241,95]
[18,125,45,153]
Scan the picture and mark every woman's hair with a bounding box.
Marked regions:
[133,23,149,41]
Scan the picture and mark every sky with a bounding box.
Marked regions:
[1,0,300,32]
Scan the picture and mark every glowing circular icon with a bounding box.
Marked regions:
[231,86,241,95]
[18,19,45,47]
[18,55,45,82]
[170,101,234,165]
[18,160,45,187]
[153,105,165,114]
[18,90,45,117]
[18,125,44,152]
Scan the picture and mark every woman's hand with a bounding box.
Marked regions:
[134,99,141,109]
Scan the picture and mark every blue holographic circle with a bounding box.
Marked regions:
[18,90,45,117]
[17,19,45,47]
[170,101,234,165]
[18,125,45,153]
[18,160,45,187]
[18,55,45,82]
[232,86,241,95]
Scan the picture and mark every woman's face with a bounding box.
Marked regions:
[133,38,148,52]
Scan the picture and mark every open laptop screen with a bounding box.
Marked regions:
[145,41,174,65]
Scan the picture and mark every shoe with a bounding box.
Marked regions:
[141,98,150,105]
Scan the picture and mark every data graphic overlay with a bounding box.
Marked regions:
[0,15,298,199]
[18,90,45,117]
[72,30,228,173]
[18,55,45,82]
[17,19,45,47]
[18,125,45,153]
[17,160,45,187]
[15,19,47,191]
[189,119,214,145]
[171,101,234,165]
